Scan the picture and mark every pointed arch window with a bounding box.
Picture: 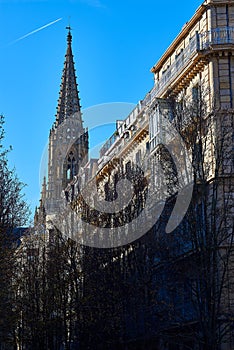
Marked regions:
[67,152,76,180]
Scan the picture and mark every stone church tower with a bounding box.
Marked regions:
[35,28,88,224]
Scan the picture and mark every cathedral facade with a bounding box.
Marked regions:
[35,28,88,226]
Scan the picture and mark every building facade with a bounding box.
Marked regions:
[33,1,234,349]
[69,1,233,348]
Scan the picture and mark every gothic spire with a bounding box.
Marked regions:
[55,27,82,126]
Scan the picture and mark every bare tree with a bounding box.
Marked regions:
[0,115,30,349]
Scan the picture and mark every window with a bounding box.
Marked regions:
[125,161,131,174]
[67,166,71,180]
[192,141,203,179]
[192,84,200,103]
[67,152,76,180]
[136,150,142,164]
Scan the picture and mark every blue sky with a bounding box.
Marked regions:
[0,0,202,221]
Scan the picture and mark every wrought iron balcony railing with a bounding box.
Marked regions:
[199,26,234,50]
[99,27,234,157]
[145,27,234,105]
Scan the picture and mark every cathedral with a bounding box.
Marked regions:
[34,27,88,226]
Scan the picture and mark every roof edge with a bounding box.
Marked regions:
[151,2,207,74]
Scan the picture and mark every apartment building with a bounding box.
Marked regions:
[70,1,233,348]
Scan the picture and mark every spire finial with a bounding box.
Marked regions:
[66,25,72,33]
[66,20,72,43]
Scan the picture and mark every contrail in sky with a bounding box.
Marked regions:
[9,18,62,45]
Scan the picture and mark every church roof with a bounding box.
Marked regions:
[55,28,82,126]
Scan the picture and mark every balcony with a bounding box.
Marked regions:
[199,26,234,50]
[100,132,118,157]
[99,102,144,158]
[99,27,234,158]
[146,27,234,104]
[148,33,199,102]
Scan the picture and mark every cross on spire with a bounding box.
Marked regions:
[66,24,72,43]
[66,25,72,33]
